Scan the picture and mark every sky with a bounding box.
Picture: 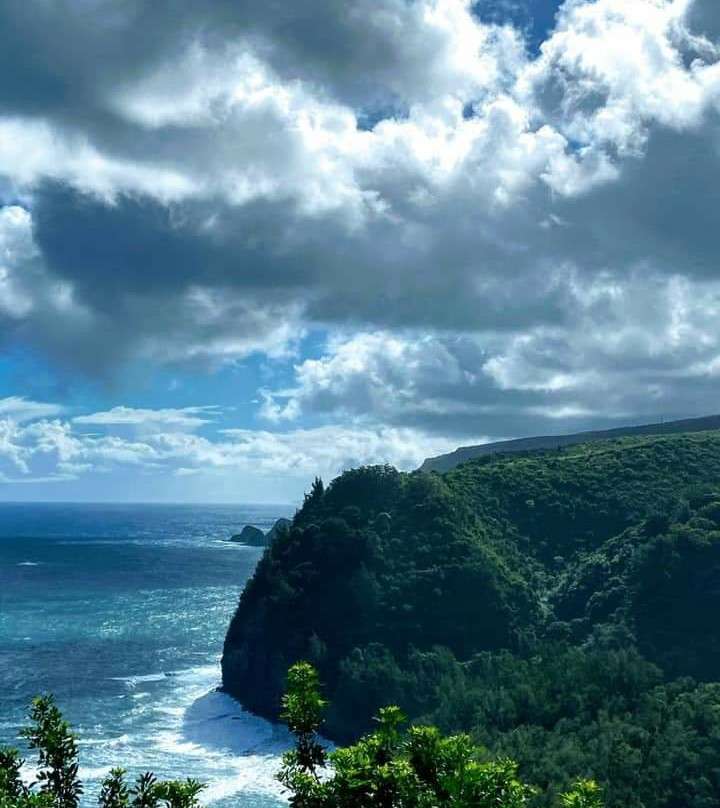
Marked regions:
[1,0,720,503]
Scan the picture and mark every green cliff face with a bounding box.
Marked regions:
[222,433,720,807]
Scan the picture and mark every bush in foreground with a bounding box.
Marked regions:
[1,665,602,808]
[0,696,203,808]
[278,662,601,808]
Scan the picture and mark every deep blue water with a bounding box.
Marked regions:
[0,503,295,807]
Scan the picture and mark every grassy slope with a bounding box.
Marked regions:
[421,414,720,472]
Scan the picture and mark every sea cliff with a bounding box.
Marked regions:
[222,432,720,807]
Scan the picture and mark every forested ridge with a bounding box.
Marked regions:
[420,413,720,472]
[223,431,720,808]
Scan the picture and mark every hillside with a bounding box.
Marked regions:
[420,413,720,472]
[222,432,720,807]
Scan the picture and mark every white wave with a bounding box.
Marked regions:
[180,690,290,756]
[19,763,37,787]
[78,734,131,748]
[110,671,184,689]
[17,561,40,566]
[57,662,289,806]
[96,663,289,804]
[201,764,287,805]
[78,766,113,780]
[151,667,291,804]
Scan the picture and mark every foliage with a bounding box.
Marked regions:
[97,771,203,808]
[557,781,603,808]
[278,661,603,808]
[98,771,128,808]
[279,661,328,802]
[0,747,54,808]
[152,781,204,808]
[424,646,720,808]
[127,774,158,808]
[222,431,720,807]
[20,697,82,808]
[0,749,28,804]
[0,699,205,808]
[0,682,602,808]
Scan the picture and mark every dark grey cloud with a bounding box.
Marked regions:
[1,0,720,444]
[262,264,720,440]
[11,116,720,377]
[549,123,720,278]
[30,184,317,301]
[0,0,484,122]
[26,179,576,337]
[687,0,720,43]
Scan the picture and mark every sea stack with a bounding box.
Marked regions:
[266,517,291,543]
[229,524,266,546]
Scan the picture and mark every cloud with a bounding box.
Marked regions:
[260,270,720,437]
[0,0,719,468]
[260,331,496,429]
[73,405,221,431]
[0,205,78,326]
[0,0,717,375]
[0,193,305,373]
[687,0,720,43]
[0,0,522,120]
[0,396,64,423]
[0,206,35,318]
[0,404,459,494]
[212,425,457,477]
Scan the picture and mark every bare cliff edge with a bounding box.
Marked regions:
[420,413,720,472]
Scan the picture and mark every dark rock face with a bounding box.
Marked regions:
[229,524,266,546]
[266,517,291,542]
[228,518,292,547]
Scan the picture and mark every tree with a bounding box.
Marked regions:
[0,700,206,808]
[278,661,604,808]
[304,477,325,508]
[0,749,28,805]
[558,781,603,808]
[0,673,604,808]
[278,662,329,808]
[20,696,82,808]
[98,770,128,808]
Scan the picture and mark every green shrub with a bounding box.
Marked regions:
[0,698,205,808]
[279,661,603,808]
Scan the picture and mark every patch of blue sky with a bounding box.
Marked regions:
[0,328,335,433]
[357,103,409,132]
[472,0,564,56]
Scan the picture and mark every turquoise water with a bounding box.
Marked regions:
[0,503,294,808]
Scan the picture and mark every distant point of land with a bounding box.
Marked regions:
[421,413,720,472]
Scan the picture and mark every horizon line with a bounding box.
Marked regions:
[0,499,298,507]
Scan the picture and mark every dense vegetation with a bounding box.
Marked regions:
[279,661,601,808]
[222,432,720,807]
[0,668,602,808]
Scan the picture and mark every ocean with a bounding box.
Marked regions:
[0,502,296,808]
